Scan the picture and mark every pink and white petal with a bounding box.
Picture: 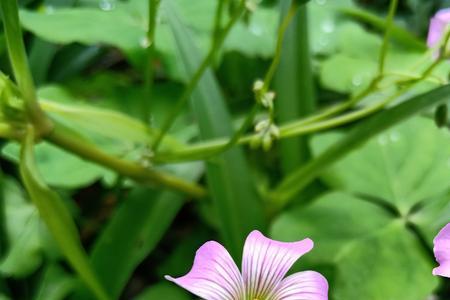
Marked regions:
[427,17,447,48]
[242,230,314,299]
[165,241,245,300]
[273,271,328,300]
[433,223,450,278]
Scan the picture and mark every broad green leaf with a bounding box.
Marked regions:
[271,192,392,263]
[320,53,377,94]
[80,162,203,300]
[271,84,450,206]
[271,192,438,300]
[165,0,265,258]
[0,178,56,277]
[20,6,144,55]
[2,142,112,189]
[134,282,190,300]
[19,129,110,300]
[20,0,277,79]
[308,0,354,56]
[310,117,450,214]
[33,265,77,300]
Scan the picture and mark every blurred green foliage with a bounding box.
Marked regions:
[0,0,450,299]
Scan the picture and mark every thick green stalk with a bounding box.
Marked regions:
[0,0,52,134]
[46,122,206,198]
[275,0,315,173]
[151,0,246,151]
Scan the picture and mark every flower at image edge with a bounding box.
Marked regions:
[165,230,328,300]
[433,223,450,278]
[427,8,450,49]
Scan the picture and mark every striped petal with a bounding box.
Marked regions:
[242,230,314,299]
[433,223,450,278]
[165,241,245,300]
[273,271,328,300]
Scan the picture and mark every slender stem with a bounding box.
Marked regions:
[144,0,160,123]
[0,0,52,134]
[151,0,246,151]
[378,0,399,75]
[212,0,226,43]
[263,1,298,91]
[45,121,206,198]
[152,57,444,164]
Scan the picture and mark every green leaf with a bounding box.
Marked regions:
[271,84,450,206]
[33,265,77,300]
[165,0,265,258]
[19,128,110,300]
[271,192,438,300]
[310,117,450,214]
[275,2,316,173]
[318,22,428,94]
[37,84,184,150]
[20,0,277,79]
[2,142,112,189]
[81,162,203,300]
[320,53,377,94]
[0,178,54,277]
[134,282,190,300]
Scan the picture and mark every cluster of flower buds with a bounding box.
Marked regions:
[251,118,280,151]
[253,80,275,110]
[251,79,279,150]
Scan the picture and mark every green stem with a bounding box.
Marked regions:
[144,0,159,123]
[270,83,450,207]
[378,0,399,75]
[151,0,246,151]
[0,0,52,134]
[46,121,206,198]
[263,1,298,91]
[152,56,443,164]
[212,0,226,43]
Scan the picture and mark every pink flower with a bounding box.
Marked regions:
[427,9,450,49]
[433,223,450,278]
[165,230,328,300]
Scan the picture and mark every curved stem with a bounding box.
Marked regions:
[263,1,298,91]
[46,121,206,198]
[153,57,444,163]
[0,0,52,134]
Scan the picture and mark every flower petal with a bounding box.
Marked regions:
[165,241,245,300]
[427,8,450,48]
[242,230,314,299]
[273,271,328,300]
[433,223,450,278]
